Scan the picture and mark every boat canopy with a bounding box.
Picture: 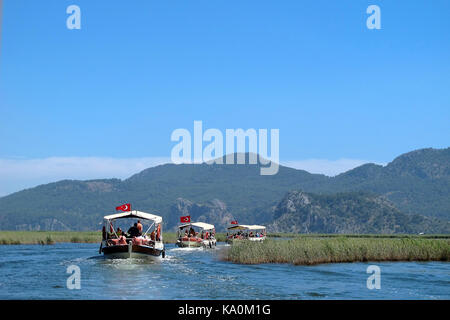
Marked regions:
[103,210,162,224]
[178,222,215,230]
[227,224,266,231]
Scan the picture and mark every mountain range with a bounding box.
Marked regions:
[0,147,448,233]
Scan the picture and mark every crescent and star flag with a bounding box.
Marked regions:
[116,203,131,212]
[231,220,238,225]
[180,216,191,223]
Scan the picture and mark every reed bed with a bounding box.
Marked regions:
[0,231,101,245]
[224,237,450,265]
[267,233,450,239]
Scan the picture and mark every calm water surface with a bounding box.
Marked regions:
[0,243,448,299]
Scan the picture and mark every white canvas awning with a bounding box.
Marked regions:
[178,222,215,230]
[227,224,266,231]
[103,210,162,224]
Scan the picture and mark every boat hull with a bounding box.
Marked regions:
[176,238,217,248]
[226,236,266,244]
[102,244,164,260]
[248,236,266,242]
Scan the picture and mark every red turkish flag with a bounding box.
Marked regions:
[231,220,238,225]
[116,203,131,212]
[180,216,191,223]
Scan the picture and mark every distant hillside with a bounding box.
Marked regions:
[0,147,448,231]
[268,191,450,234]
[330,148,450,219]
[0,160,329,231]
[166,198,234,232]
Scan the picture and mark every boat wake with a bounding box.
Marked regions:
[169,247,204,252]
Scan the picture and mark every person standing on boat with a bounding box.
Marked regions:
[127,223,141,238]
[137,220,143,234]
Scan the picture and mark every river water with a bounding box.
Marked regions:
[0,243,448,299]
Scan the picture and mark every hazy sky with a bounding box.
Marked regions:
[0,1,449,195]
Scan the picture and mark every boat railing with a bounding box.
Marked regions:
[178,234,216,241]
[106,236,159,247]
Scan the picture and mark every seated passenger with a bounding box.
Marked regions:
[118,235,127,245]
[107,232,116,239]
[108,238,120,245]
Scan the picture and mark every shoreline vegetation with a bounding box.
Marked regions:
[0,231,448,245]
[0,231,229,245]
[224,237,450,265]
[0,231,448,265]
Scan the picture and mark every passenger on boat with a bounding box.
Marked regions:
[127,223,141,238]
[150,230,156,241]
[137,220,143,233]
[132,236,144,245]
[118,235,127,245]
[107,231,116,239]
[156,224,161,241]
[116,227,123,236]
[189,227,195,237]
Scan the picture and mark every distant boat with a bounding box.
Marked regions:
[226,224,266,244]
[176,222,217,248]
[100,210,165,260]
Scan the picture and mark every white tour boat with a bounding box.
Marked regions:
[99,210,165,260]
[226,224,266,244]
[176,222,217,248]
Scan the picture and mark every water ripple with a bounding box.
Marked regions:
[0,243,448,299]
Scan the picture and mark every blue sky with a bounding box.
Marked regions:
[0,0,449,195]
